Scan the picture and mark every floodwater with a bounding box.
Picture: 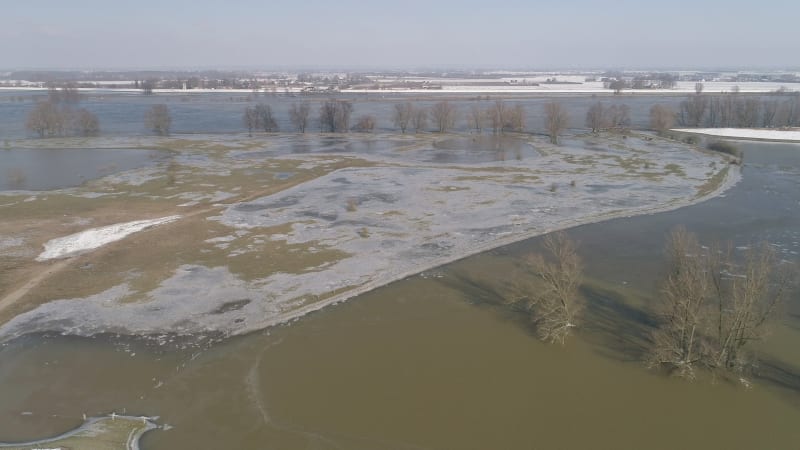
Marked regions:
[0,140,799,449]
[0,148,165,191]
[428,136,537,163]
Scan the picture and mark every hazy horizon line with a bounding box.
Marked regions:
[3,64,800,74]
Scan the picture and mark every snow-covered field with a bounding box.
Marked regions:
[673,128,800,142]
[36,216,181,261]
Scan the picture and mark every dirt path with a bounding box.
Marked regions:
[0,259,72,314]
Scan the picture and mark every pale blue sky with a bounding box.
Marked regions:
[2,0,798,70]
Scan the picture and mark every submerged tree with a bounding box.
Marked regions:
[469,104,484,133]
[319,99,353,132]
[649,227,792,380]
[649,228,714,378]
[26,100,67,137]
[430,100,457,133]
[255,103,278,132]
[289,102,311,133]
[352,114,376,132]
[522,232,583,344]
[243,106,259,136]
[606,104,631,130]
[586,101,606,133]
[145,104,172,135]
[392,102,414,133]
[649,104,676,134]
[411,107,428,133]
[72,108,99,136]
[544,102,569,145]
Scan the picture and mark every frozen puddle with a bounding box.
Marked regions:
[36,216,181,261]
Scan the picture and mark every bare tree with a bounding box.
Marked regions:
[586,101,606,133]
[243,106,259,136]
[783,94,800,126]
[649,228,793,379]
[411,108,427,133]
[606,104,631,130]
[505,104,525,132]
[523,232,583,344]
[487,100,506,134]
[706,96,721,127]
[319,99,353,133]
[761,99,779,128]
[26,100,67,137]
[544,101,569,145]
[679,95,708,127]
[736,98,760,128]
[430,100,457,133]
[289,102,311,133]
[649,228,715,379]
[6,168,27,188]
[609,79,627,94]
[392,102,413,133]
[469,104,484,133]
[145,104,171,135]
[695,82,705,95]
[649,104,675,134]
[720,94,736,127]
[141,79,156,95]
[72,108,99,136]
[352,114,376,132]
[255,103,278,132]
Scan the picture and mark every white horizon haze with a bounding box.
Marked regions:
[2,0,799,71]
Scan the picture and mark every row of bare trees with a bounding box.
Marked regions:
[678,90,800,128]
[241,99,569,140]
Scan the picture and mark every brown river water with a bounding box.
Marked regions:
[1,139,799,449]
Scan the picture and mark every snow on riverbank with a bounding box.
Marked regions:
[673,128,800,142]
[36,216,181,261]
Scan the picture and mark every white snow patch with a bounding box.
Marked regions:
[673,128,800,142]
[36,216,181,261]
